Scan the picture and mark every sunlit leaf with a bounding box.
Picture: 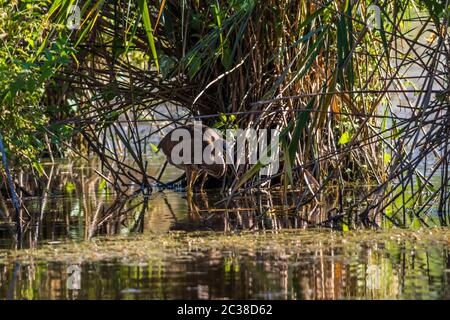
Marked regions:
[150,143,159,153]
[98,178,107,191]
[33,161,45,177]
[137,0,159,70]
[383,153,391,165]
[65,182,76,193]
[338,131,351,145]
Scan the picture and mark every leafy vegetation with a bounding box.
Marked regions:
[0,1,75,165]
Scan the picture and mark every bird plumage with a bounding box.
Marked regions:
[158,123,227,193]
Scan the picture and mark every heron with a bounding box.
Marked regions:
[158,123,229,195]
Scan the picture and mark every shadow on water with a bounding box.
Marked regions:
[1,160,450,299]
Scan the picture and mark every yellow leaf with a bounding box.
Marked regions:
[338,131,351,145]
[383,153,391,165]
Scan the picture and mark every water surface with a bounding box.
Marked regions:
[0,160,449,300]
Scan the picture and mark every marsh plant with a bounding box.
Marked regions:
[0,0,449,233]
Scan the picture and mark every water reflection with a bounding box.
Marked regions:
[1,160,450,300]
[1,187,372,249]
[1,233,450,299]
[0,159,428,250]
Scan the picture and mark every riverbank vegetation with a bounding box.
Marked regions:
[0,0,449,243]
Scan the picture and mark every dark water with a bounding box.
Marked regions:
[1,230,450,299]
[1,160,450,300]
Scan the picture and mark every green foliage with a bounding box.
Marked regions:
[338,131,351,145]
[212,113,238,131]
[0,0,73,166]
[137,0,159,70]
